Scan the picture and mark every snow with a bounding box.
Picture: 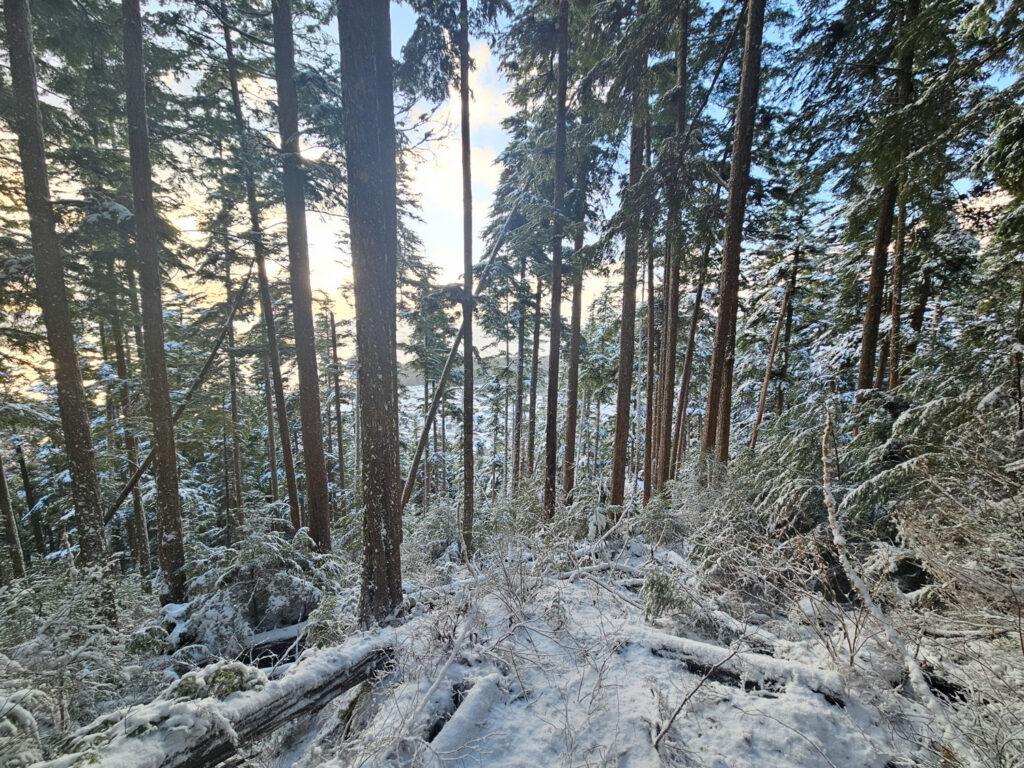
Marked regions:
[25,535,996,768]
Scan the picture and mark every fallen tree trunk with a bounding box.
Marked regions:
[632,626,847,707]
[34,633,392,768]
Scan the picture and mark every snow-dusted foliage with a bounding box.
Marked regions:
[174,514,353,659]
[0,563,162,764]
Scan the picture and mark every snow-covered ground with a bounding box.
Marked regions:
[22,530,1022,768]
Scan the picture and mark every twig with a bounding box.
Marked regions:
[652,647,739,749]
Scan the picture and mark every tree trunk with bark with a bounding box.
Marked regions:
[1,453,26,580]
[4,0,109,566]
[643,203,656,504]
[112,309,151,581]
[272,0,331,550]
[856,0,918,396]
[609,119,645,506]
[889,205,907,389]
[458,0,475,554]
[653,2,689,492]
[122,0,186,601]
[562,253,584,500]
[225,263,243,537]
[15,442,45,555]
[671,243,709,473]
[749,285,791,451]
[222,15,299,530]
[339,0,403,625]
[513,251,527,486]
[543,0,570,516]
[701,0,766,466]
[330,312,347,504]
[262,348,279,503]
[527,279,542,475]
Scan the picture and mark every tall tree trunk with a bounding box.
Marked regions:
[749,284,791,451]
[643,199,656,504]
[112,309,151,581]
[458,0,475,554]
[856,0,918,396]
[609,42,648,507]
[857,183,897,395]
[888,203,907,389]
[513,252,526,486]
[226,263,244,536]
[338,0,403,625]
[272,0,331,551]
[527,279,543,475]
[653,2,689,492]
[1,453,26,580]
[122,0,185,601]
[15,442,45,555]
[610,119,644,507]
[262,345,279,503]
[543,0,570,516]
[222,15,300,530]
[330,312,346,504]
[701,0,766,467]
[775,253,798,415]
[874,326,889,389]
[671,242,709,473]
[4,0,109,565]
[562,258,584,500]
[423,376,430,514]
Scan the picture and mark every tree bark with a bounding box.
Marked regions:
[4,0,109,565]
[330,312,346,504]
[1,452,26,580]
[225,263,244,536]
[527,279,543,475]
[888,203,907,389]
[609,118,644,507]
[653,2,689,492]
[122,0,185,601]
[643,201,656,504]
[562,256,584,500]
[222,14,299,530]
[775,253,798,415]
[749,285,790,451]
[701,0,766,467]
[513,251,527,486]
[262,345,279,503]
[272,0,331,550]
[671,242,709,473]
[857,183,897,395]
[338,0,403,625]
[856,0,918,396]
[543,0,569,516]
[112,309,151,581]
[15,442,45,555]
[458,0,475,554]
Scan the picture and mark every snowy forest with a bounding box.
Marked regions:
[1,0,1023,764]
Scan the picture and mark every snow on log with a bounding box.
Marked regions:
[426,673,506,767]
[632,627,847,707]
[31,631,395,768]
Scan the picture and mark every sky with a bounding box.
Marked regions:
[303,3,514,300]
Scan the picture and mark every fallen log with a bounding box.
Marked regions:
[33,632,393,768]
[633,627,847,707]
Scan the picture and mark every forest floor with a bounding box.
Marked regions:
[222,537,936,767]
[11,516,1021,768]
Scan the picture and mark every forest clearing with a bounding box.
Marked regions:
[1,0,1023,765]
